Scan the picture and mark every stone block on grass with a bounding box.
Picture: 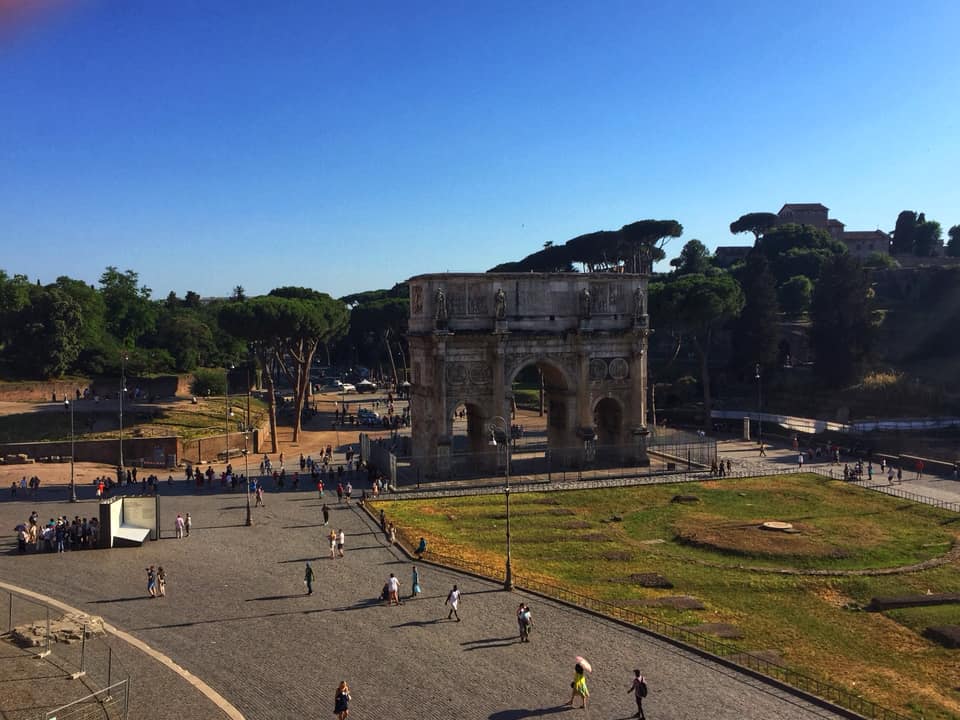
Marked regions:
[924,626,960,649]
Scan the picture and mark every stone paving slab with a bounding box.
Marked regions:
[0,486,852,720]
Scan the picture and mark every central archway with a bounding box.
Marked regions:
[407,272,651,478]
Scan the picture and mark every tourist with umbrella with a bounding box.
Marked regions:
[565,657,591,709]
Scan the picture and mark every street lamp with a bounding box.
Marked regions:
[119,351,128,474]
[64,400,77,502]
[242,441,252,526]
[488,415,514,591]
[755,363,762,446]
[225,365,234,469]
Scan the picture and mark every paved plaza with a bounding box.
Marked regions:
[2,431,958,719]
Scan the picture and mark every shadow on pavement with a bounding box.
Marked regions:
[246,594,304,602]
[89,596,150,604]
[488,706,572,719]
[392,618,443,628]
[462,636,517,650]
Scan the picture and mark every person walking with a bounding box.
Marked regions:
[328,529,337,559]
[157,567,166,597]
[255,484,264,507]
[411,565,422,598]
[185,513,192,537]
[445,584,461,621]
[146,566,157,598]
[337,529,345,558]
[517,603,532,642]
[304,562,315,595]
[322,504,330,526]
[897,466,903,484]
[566,663,589,709]
[334,680,351,720]
[175,513,185,539]
[797,452,804,470]
[627,669,647,718]
[759,441,766,457]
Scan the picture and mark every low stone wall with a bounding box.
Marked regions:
[0,375,192,402]
[0,437,180,467]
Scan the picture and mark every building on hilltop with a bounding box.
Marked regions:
[840,230,891,259]
[777,203,830,229]
[778,202,889,259]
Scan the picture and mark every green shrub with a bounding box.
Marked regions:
[190,368,227,397]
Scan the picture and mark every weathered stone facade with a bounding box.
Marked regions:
[407,273,650,474]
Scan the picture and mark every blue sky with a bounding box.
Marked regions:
[2,1,958,299]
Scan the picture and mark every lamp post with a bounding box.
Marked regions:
[488,415,514,591]
[755,363,762,446]
[242,440,252,526]
[225,365,234,469]
[119,351,128,473]
[64,400,77,502]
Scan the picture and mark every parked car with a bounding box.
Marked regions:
[358,408,380,425]
[319,380,356,393]
[356,379,378,393]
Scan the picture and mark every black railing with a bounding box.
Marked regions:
[402,545,913,720]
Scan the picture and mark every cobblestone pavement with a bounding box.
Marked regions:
[0,478,854,720]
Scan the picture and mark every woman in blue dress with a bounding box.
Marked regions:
[411,565,422,598]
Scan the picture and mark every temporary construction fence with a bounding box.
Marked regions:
[1,587,130,720]
[363,429,716,488]
[43,681,129,720]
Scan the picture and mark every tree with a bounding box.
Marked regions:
[755,224,846,285]
[670,239,711,275]
[730,253,778,374]
[0,271,32,347]
[564,231,624,271]
[266,288,349,443]
[948,225,960,258]
[891,210,917,255]
[219,296,296,452]
[4,285,82,377]
[53,276,110,374]
[99,267,157,346]
[913,218,943,257]
[863,252,900,270]
[343,294,409,381]
[729,212,779,243]
[778,275,813,316]
[619,219,682,273]
[654,273,744,430]
[231,286,246,302]
[810,255,873,386]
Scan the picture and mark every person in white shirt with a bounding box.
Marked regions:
[387,573,401,605]
[445,585,461,621]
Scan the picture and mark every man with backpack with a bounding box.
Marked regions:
[627,669,647,718]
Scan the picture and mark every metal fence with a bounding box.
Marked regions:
[1,587,130,720]
[390,541,912,720]
[378,433,717,489]
[44,681,129,720]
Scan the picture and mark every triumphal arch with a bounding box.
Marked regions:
[407,272,650,476]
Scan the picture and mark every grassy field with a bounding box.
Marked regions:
[0,398,269,443]
[372,474,960,719]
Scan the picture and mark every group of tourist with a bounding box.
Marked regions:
[146,564,166,597]
[8,476,41,498]
[15,511,99,553]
